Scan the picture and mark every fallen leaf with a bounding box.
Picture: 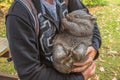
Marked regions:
[112,77,117,80]
[99,66,105,72]
[93,74,99,80]
[111,71,117,76]
[98,57,106,62]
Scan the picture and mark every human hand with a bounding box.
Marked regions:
[82,62,96,80]
[72,46,97,72]
[71,46,97,80]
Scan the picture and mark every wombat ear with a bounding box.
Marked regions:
[91,16,96,23]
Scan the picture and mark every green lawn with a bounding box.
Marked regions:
[0,0,120,79]
[0,0,17,75]
[0,17,6,37]
[88,0,120,79]
[0,57,17,75]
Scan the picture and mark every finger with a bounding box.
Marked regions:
[85,47,92,55]
[81,62,96,80]
[72,64,89,72]
[90,62,96,75]
[72,62,93,72]
[86,46,97,59]
[73,57,93,66]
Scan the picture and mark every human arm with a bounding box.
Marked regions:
[6,2,60,80]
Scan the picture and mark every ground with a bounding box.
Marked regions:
[0,0,120,80]
[88,0,120,79]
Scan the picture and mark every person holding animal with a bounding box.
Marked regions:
[6,0,101,80]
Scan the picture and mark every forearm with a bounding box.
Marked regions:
[91,23,101,59]
[92,23,101,49]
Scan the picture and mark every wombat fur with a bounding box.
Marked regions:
[52,9,96,74]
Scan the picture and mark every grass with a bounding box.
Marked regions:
[0,0,120,79]
[0,17,6,37]
[0,57,17,75]
[0,1,16,75]
[87,0,120,79]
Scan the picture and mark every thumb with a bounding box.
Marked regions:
[85,47,91,55]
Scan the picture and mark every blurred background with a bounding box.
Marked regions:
[0,0,120,80]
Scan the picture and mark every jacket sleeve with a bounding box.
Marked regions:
[67,0,101,59]
[6,1,84,80]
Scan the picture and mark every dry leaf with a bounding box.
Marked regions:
[98,57,106,62]
[99,66,105,72]
[93,74,99,80]
[112,77,117,80]
[111,71,117,76]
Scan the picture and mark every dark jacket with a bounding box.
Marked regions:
[6,0,101,80]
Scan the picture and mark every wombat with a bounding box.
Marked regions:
[52,9,96,74]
